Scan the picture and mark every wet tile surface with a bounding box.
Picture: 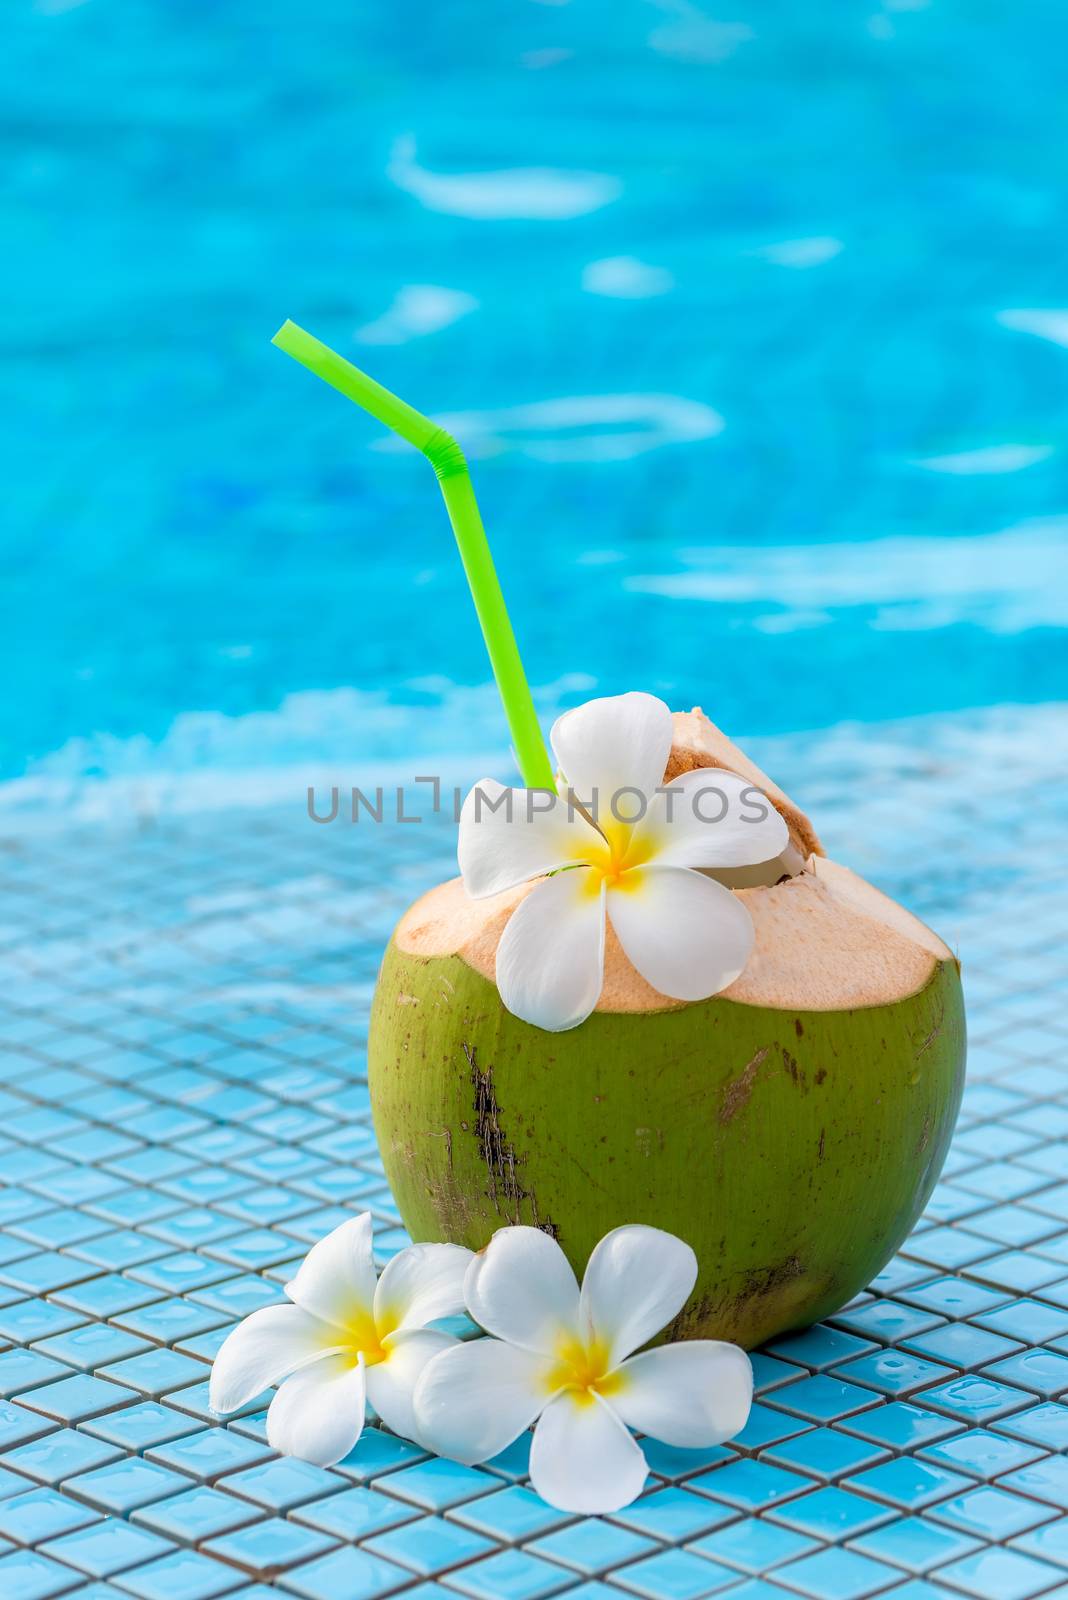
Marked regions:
[0,718,1066,1597]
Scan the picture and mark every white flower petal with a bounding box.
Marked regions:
[209,1303,342,1415]
[580,1224,697,1367]
[496,870,606,1032]
[366,1329,455,1442]
[636,768,789,869]
[465,1226,581,1355]
[266,1352,367,1466]
[551,692,673,817]
[458,778,599,899]
[606,866,753,1001]
[285,1213,378,1328]
[610,1341,753,1447]
[413,1335,551,1464]
[374,1243,473,1336]
[530,1391,648,1513]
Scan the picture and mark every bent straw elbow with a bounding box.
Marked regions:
[422,426,470,483]
[271,320,555,791]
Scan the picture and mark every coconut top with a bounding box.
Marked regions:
[394,709,955,1014]
[669,708,823,859]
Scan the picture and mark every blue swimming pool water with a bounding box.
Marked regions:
[4,0,1067,785]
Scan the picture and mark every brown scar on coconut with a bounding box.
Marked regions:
[369,708,965,1348]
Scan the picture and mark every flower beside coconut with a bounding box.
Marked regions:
[210,1212,753,1514]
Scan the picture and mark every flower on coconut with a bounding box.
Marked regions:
[209,1214,471,1465]
[413,1223,752,1514]
[458,690,789,1030]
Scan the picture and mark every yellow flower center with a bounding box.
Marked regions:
[544,1332,627,1407]
[580,823,656,896]
[342,1307,390,1367]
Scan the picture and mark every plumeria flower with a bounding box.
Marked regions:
[458,691,788,1030]
[209,1214,471,1465]
[413,1224,752,1514]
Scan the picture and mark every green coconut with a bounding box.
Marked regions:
[368,709,965,1348]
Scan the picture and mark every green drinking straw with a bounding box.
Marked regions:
[271,319,555,791]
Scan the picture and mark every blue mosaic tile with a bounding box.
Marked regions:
[850,1513,981,1574]
[480,1435,533,1485]
[1010,1515,1068,1568]
[765,1328,876,1371]
[446,1552,577,1600]
[201,1520,338,1580]
[84,1402,200,1454]
[3,1426,123,1485]
[21,1375,139,1429]
[0,1349,75,1398]
[846,1456,971,1511]
[134,1484,265,1544]
[727,1403,808,1452]
[996,1401,1068,1451]
[275,1543,418,1600]
[760,1427,888,1482]
[968,1251,1066,1296]
[34,1322,152,1373]
[220,1456,347,1512]
[378,1456,499,1513]
[772,1545,901,1600]
[919,1425,1046,1479]
[978,1299,1068,1343]
[841,1351,963,1405]
[52,1274,164,1319]
[99,1348,209,1399]
[610,1487,737,1544]
[0,1397,57,1450]
[830,1299,946,1344]
[838,1401,962,1450]
[767,1375,879,1425]
[66,1455,193,1515]
[611,1547,738,1600]
[0,1298,86,1342]
[748,1354,804,1393]
[40,1517,174,1578]
[1000,1455,1068,1512]
[983,1347,1068,1399]
[897,1274,1010,1320]
[130,1255,237,1295]
[291,1484,418,1540]
[12,1208,113,1250]
[770,1485,894,1541]
[146,1427,273,1483]
[930,1485,1058,1539]
[113,1547,248,1599]
[689,1459,811,1512]
[188,1277,281,1318]
[687,1518,816,1573]
[919,1374,1035,1423]
[0,1547,83,1600]
[363,1514,496,1577]
[113,1299,230,1345]
[935,1545,1065,1600]
[0,1484,101,1544]
[450,1486,572,1543]
[334,1427,428,1484]
[638,1441,735,1482]
[902,1320,1023,1368]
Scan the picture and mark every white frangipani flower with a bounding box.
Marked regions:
[209,1214,471,1465]
[413,1224,753,1514]
[458,691,788,1030]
